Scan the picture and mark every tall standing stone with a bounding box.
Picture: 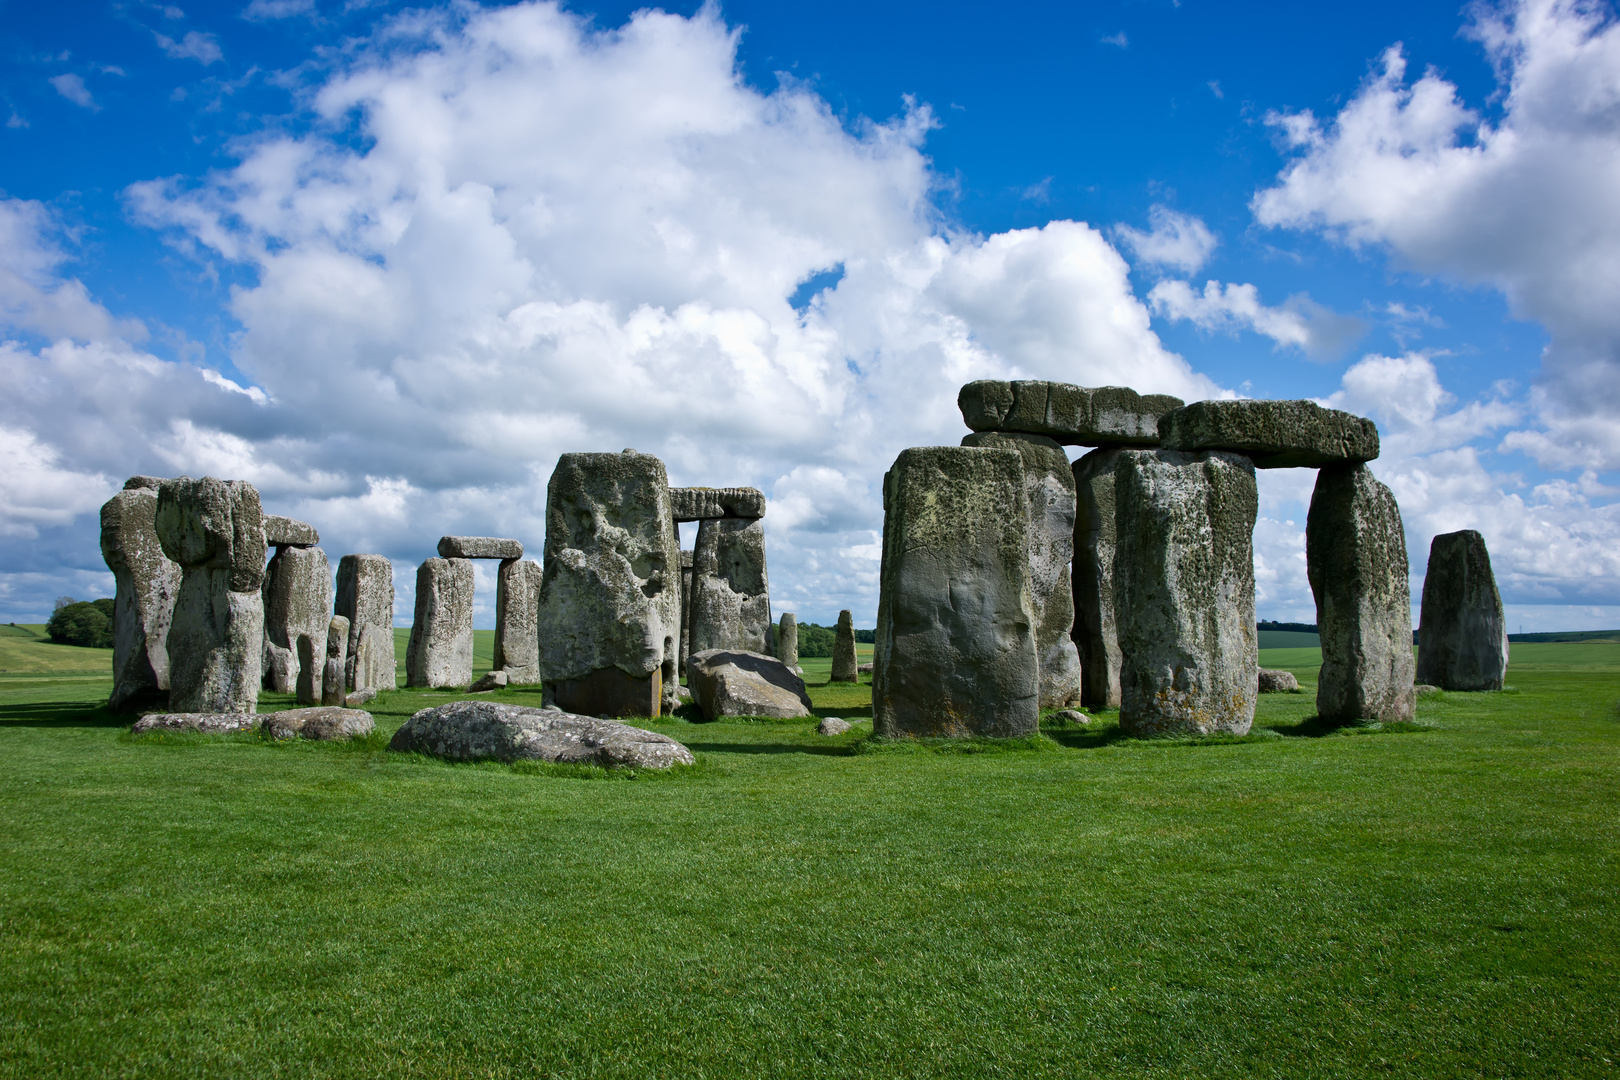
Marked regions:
[678,550,694,674]
[335,554,395,692]
[155,476,267,714]
[1307,463,1416,721]
[1071,447,1125,710]
[776,612,799,670]
[964,431,1082,708]
[493,558,543,684]
[1113,450,1258,736]
[261,546,332,694]
[296,633,320,705]
[537,451,682,718]
[831,609,859,683]
[322,616,350,706]
[100,482,182,713]
[405,557,475,689]
[688,517,772,656]
[873,446,1038,738]
[1416,530,1509,691]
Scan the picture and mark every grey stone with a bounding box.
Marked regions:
[1416,530,1509,691]
[263,514,319,547]
[775,612,798,670]
[831,609,859,683]
[958,380,1184,446]
[678,550,694,675]
[1054,708,1090,725]
[872,446,1039,738]
[538,451,681,718]
[688,517,772,656]
[405,558,475,689]
[438,536,523,560]
[1113,450,1258,736]
[389,700,694,769]
[493,558,543,683]
[1157,399,1380,469]
[1307,463,1415,721]
[469,670,509,692]
[296,633,320,706]
[963,431,1083,708]
[100,486,181,713]
[1415,684,1442,697]
[1071,447,1125,710]
[1258,668,1300,693]
[263,639,294,697]
[857,662,873,675]
[817,717,852,736]
[260,706,374,741]
[131,712,257,735]
[156,477,266,714]
[336,554,395,692]
[669,487,766,521]
[346,687,378,707]
[261,545,332,695]
[321,616,349,706]
[123,476,165,491]
[686,648,813,719]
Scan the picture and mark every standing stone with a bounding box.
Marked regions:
[964,431,1083,708]
[537,451,682,718]
[322,616,349,706]
[776,612,799,670]
[872,446,1038,738]
[155,476,266,714]
[493,558,543,684]
[100,483,182,713]
[1307,463,1416,722]
[261,546,332,694]
[678,550,694,674]
[831,609,859,683]
[1113,450,1258,736]
[1416,530,1509,691]
[688,517,772,656]
[405,558,475,689]
[335,554,395,692]
[1071,447,1125,710]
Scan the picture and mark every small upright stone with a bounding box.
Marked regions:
[405,557,474,689]
[669,487,767,521]
[775,612,799,670]
[263,515,319,547]
[1071,447,1125,710]
[678,549,694,673]
[437,536,524,560]
[688,517,772,656]
[831,609,858,683]
[100,484,182,713]
[1416,530,1509,691]
[261,545,331,694]
[958,380,1184,446]
[295,633,320,705]
[335,554,394,692]
[322,615,350,706]
[493,558,543,684]
[1307,463,1415,721]
[1157,399,1379,469]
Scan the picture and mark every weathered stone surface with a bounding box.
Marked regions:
[405,558,475,689]
[131,712,257,735]
[1258,668,1300,693]
[1415,683,1442,697]
[831,609,858,683]
[321,616,349,706]
[538,451,681,717]
[678,550,694,674]
[669,487,766,521]
[438,536,523,560]
[296,633,320,706]
[389,700,694,768]
[346,688,378,707]
[260,706,374,741]
[470,670,508,692]
[1307,463,1415,721]
[1054,709,1090,725]
[775,612,798,670]
[959,380,1185,446]
[857,662,873,675]
[336,554,395,692]
[155,477,267,592]
[1071,447,1125,710]
[123,476,165,491]
[873,446,1039,738]
[101,486,182,713]
[817,717,851,736]
[263,514,319,547]
[688,517,772,656]
[686,648,812,720]
[1416,530,1509,691]
[1157,400,1380,469]
[1113,450,1258,736]
[493,558,543,684]
[963,431,1083,708]
[261,545,331,695]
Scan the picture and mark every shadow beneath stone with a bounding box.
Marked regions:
[679,740,851,757]
[1039,725,1136,749]
[813,707,874,720]
[0,701,126,728]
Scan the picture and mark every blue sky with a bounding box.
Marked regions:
[1,0,1616,631]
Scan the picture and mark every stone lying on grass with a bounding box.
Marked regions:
[817,717,851,736]
[469,670,508,692]
[389,700,694,768]
[132,712,258,735]
[1157,400,1379,469]
[346,688,378,707]
[1415,684,1442,697]
[686,648,813,720]
[857,662,873,675]
[260,707,374,741]
[1053,709,1090,725]
[1258,668,1300,693]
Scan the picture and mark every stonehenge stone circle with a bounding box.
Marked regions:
[959,380,1185,446]
[336,554,395,692]
[493,558,543,684]
[1416,530,1510,691]
[263,514,319,547]
[1307,463,1415,721]
[438,535,524,560]
[688,516,772,656]
[872,446,1039,738]
[963,431,1083,708]
[669,487,766,521]
[389,700,694,768]
[537,451,682,718]
[831,609,859,683]
[1113,450,1258,736]
[405,557,475,689]
[1158,400,1379,469]
[686,648,813,720]
[155,477,266,714]
[100,483,182,713]
[322,615,350,706]
[261,545,332,695]
[1070,446,1125,710]
[775,612,799,670]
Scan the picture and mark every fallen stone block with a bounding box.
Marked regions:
[260,706,374,741]
[469,670,509,692]
[857,662,873,675]
[1053,708,1090,725]
[389,700,694,769]
[345,688,378,707]
[131,712,257,735]
[1258,668,1299,693]
[1071,447,1125,710]
[101,484,181,713]
[1416,530,1509,691]
[1157,399,1380,469]
[669,487,767,521]
[493,558,543,684]
[405,558,475,689]
[686,648,813,719]
[263,514,319,547]
[688,517,772,656]
[959,380,1184,446]
[437,536,523,560]
[817,717,851,736]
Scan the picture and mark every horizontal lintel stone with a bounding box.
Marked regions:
[958,380,1184,446]
[263,514,319,547]
[1157,399,1379,469]
[669,487,766,521]
[437,535,523,560]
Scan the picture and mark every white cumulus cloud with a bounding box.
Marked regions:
[1148,278,1361,359]
[1114,205,1217,274]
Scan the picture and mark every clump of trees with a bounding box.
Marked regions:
[46,597,115,650]
[794,623,875,657]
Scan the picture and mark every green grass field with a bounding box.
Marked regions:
[2,635,1617,1077]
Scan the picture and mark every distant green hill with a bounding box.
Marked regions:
[1507,629,1620,643]
[1258,630,1319,649]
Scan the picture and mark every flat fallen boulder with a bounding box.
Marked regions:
[1258,668,1300,692]
[263,514,319,547]
[669,487,767,521]
[1157,399,1379,469]
[389,700,694,769]
[958,380,1184,447]
[260,707,374,741]
[687,648,813,720]
[437,536,523,560]
[132,712,257,735]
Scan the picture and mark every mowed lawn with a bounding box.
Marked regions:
[0,634,1617,1078]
